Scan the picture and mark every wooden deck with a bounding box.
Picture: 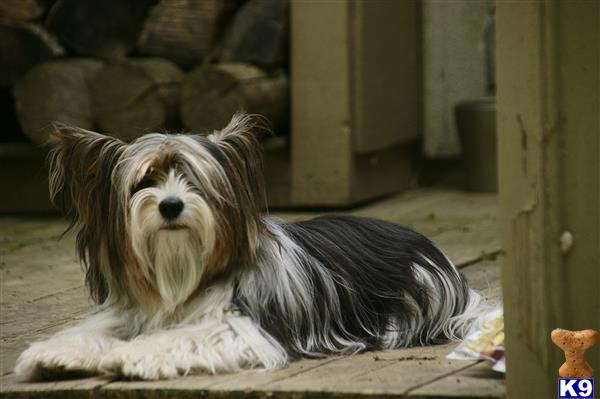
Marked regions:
[0,189,505,398]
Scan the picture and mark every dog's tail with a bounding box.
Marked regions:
[443,286,501,341]
[409,239,501,345]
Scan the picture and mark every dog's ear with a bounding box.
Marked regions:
[48,126,129,303]
[48,125,127,224]
[206,113,269,260]
[207,113,268,207]
[207,112,269,155]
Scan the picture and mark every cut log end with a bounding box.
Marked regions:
[0,0,47,21]
[0,20,64,87]
[13,59,102,144]
[217,0,289,69]
[138,0,242,68]
[46,0,156,59]
[90,58,184,141]
[180,63,288,134]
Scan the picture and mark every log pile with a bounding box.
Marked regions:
[0,20,64,88]
[14,59,102,143]
[91,58,183,140]
[181,63,288,133]
[3,0,289,143]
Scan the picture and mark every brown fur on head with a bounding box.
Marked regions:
[48,114,268,311]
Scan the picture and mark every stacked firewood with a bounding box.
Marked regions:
[1,0,289,143]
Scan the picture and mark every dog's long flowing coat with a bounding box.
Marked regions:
[16,114,487,381]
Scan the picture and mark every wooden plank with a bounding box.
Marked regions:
[460,259,502,302]
[0,219,80,306]
[262,351,395,392]
[0,374,110,398]
[497,1,599,397]
[358,190,495,222]
[262,345,475,396]
[101,357,338,395]
[0,221,89,376]
[0,218,66,254]
[1,286,87,376]
[408,361,505,398]
[353,189,463,221]
[273,188,468,223]
[1,238,83,304]
[432,218,499,268]
[276,189,496,225]
[1,286,89,340]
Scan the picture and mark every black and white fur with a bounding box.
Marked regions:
[16,114,487,381]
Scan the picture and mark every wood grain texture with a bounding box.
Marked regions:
[90,58,183,140]
[45,0,155,59]
[14,59,102,143]
[180,63,288,133]
[138,0,240,68]
[408,361,505,398]
[0,0,47,21]
[217,0,288,69]
[0,20,63,87]
[497,1,599,397]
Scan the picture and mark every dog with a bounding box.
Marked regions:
[15,114,488,381]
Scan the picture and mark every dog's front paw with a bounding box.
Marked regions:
[100,343,180,380]
[15,335,112,381]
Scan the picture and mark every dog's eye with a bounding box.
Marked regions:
[132,177,154,193]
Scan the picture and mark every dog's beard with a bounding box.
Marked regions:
[129,176,216,312]
[151,230,203,311]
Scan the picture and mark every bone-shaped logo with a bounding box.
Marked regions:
[551,328,598,378]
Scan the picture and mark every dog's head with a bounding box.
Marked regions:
[49,114,267,311]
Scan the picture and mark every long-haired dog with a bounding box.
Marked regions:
[16,114,488,381]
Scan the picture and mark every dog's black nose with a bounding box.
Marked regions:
[159,197,184,220]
